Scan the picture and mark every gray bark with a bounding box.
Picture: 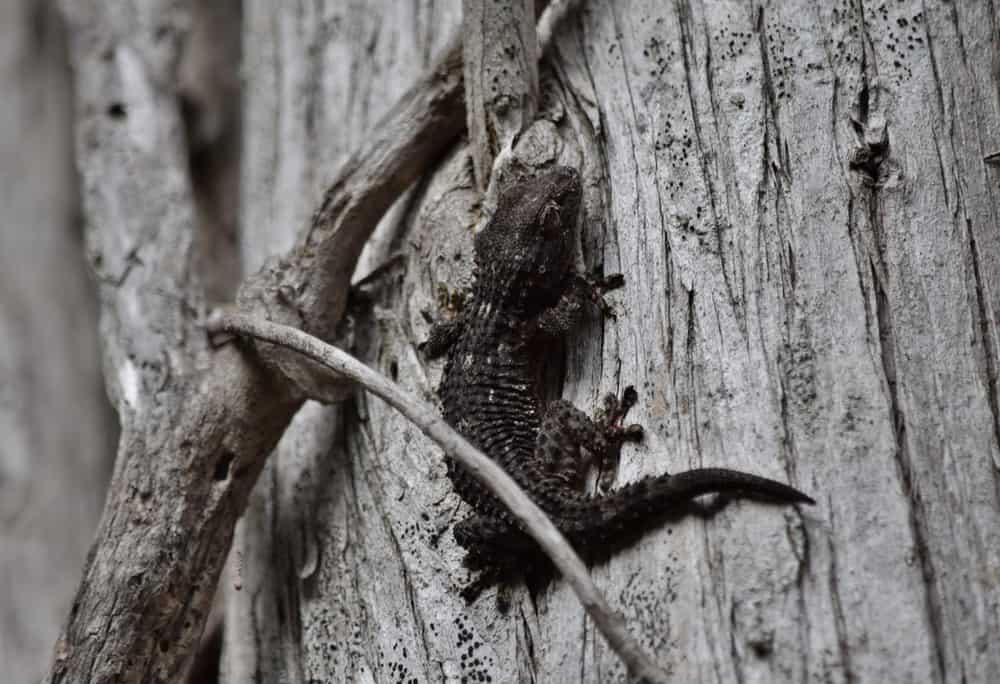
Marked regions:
[45,0,471,676]
[463,0,540,189]
[224,3,463,681]
[0,2,113,682]
[235,1,1000,683]
[45,2,291,681]
[25,0,1000,681]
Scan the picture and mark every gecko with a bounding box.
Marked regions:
[423,165,813,599]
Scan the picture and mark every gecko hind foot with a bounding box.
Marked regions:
[596,385,644,445]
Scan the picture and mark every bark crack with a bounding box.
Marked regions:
[825,502,857,683]
[868,252,947,683]
[964,219,1000,473]
[516,603,538,683]
[677,1,741,329]
[727,600,747,684]
[685,288,703,460]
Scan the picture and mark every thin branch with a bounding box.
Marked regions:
[208,311,670,684]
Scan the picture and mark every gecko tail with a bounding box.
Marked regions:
[658,467,815,505]
[454,468,813,570]
[556,467,813,547]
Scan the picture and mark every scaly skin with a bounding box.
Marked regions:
[425,165,813,599]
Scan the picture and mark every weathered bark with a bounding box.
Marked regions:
[0,2,113,682]
[224,3,464,681]
[27,0,1000,680]
[47,0,478,677]
[235,1,1000,683]
[463,0,540,189]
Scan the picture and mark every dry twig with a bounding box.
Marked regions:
[209,311,669,684]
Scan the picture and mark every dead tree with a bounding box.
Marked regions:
[36,1,1000,682]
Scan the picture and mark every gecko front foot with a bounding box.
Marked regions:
[575,271,625,318]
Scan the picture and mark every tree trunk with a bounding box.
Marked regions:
[230,1,1000,682]
[33,0,1000,681]
[0,2,113,682]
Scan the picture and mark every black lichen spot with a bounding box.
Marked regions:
[749,636,774,658]
[107,102,127,119]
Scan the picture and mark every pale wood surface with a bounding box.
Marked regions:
[31,0,1000,682]
[237,1,1000,682]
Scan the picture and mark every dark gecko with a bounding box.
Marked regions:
[423,165,813,599]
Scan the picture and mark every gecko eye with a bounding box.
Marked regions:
[539,201,562,234]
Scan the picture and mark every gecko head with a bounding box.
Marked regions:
[474,165,581,302]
